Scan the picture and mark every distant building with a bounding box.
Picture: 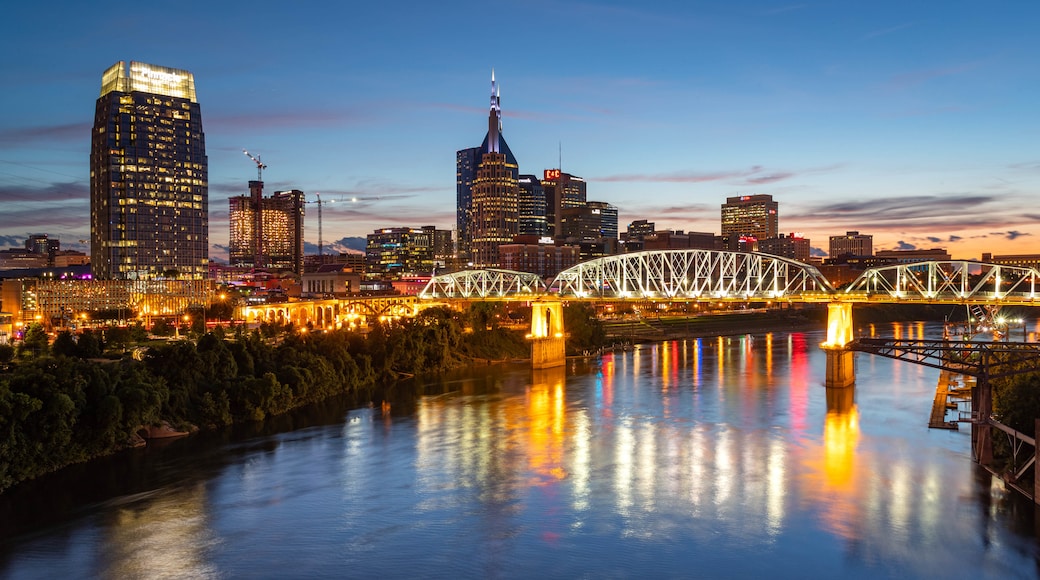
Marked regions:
[759,233,811,263]
[829,231,873,258]
[457,72,519,265]
[302,265,361,299]
[874,248,951,263]
[517,175,549,237]
[541,170,587,238]
[720,195,778,241]
[980,253,1040,270]
[366,226,447,277]
[90,61,208,280]
[498,237,580,278]
[228,184,305,274]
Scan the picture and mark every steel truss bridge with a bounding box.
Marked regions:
[420,251,1040,305]
[848,338,1040,499]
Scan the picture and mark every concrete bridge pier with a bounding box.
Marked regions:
[822,302,856,388]
[530,299,565,369]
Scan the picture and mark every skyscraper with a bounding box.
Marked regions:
[457,71,519,265]
[517,175,548,237]
[462,72,520,267]
[828,231,873,258]
[228,183,305,274]
[720,194,778,241]
[541,170,586,238]
[90,61,208,280]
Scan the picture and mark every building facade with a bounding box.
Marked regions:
[541,170,587,238]
[829,231,873,258]
[457,72,519,264]
[90,61,208,280]
[229,183,305,274]
[720,194,778,241]
[758,233,811,262]
[498,239,580,278]
[517,174,549,237]
[366,226,447,277]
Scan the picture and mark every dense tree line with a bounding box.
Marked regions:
[1,304,588,493]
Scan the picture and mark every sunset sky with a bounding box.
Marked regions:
[1,0,1038,260]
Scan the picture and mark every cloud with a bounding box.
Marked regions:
[949,235,962,242]
[787,194,1013,231]
[205,110,363,133]
[0,235,26,249]
[862,23,912,40]
[810,246,827,257]
[0,181,88,203]
[887,61,981,90]
[744,172,794,185]
[305,237,367,256]
[994,230,1031,240]
[926,236,942,243]
[0,123,91,147]
[895,241,916,250]
[595,166,766,184]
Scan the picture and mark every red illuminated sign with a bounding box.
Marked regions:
[544,169,561,180]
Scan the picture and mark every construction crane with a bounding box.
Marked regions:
[243,149,267,181]
[306,193,337,260]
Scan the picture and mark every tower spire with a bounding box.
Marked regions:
[488,68,502,154]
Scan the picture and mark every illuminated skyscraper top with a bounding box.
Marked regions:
[91,60,208,280]
[488,69,501,154]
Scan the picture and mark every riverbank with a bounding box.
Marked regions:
[603,309,825,343]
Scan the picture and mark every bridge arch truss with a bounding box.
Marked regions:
[549,249,834,300]
[420,269,548,299]
[845,260,1040,303]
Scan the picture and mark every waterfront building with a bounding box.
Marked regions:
[229,183,305,274]
[90,61,208,280]
[829,231,873,258]
[457,71,519,264]
[759,233,811,262]
[541,170,587,238]
[720,194,778,241]
[517,175,549,237]
[302,266,361,299]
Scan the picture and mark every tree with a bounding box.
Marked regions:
[151,318,174,337]
[18,323,48,359]
[0,343,15,367]
[51,331,78,357]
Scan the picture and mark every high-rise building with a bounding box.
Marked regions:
[720,194,778,242]
[469,72,519,267]
[517,175,548,237]
[828,231,873,258]
[541,170,587,238]
[457,71,519,264]
[229,183,305,274]
[90,61,208,280]
[366,225,448,276]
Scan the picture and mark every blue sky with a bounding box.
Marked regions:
[1,0,1038,260]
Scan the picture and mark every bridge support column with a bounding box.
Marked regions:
[821,302,856,388]
[971,379,993,467]
[824,347,856,388]
[530,298,565,369]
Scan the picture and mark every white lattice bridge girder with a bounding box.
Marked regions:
[845,260,1040,303]
[420,269,547,299]
[548,250,835,300]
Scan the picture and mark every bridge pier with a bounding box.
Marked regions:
[530,298,565,369]
[822,302,856,388]
[971,379,993,467]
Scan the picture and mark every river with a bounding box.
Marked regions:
[1,323,1039,578]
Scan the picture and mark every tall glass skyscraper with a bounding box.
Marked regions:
[90,61,208,280]
[456,71,519,265]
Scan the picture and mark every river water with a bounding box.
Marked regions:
[2,323,1039,579]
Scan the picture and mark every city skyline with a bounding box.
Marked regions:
[2,1,1038,261]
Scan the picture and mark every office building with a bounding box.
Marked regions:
[498,237,580,278]
[229,184,305,274]
[517,175,549,237]
[457,71,519,264]
[469,73,519,267]
[366,226,448,277]
[90,61,208,280]
[720,194,778,241]
[759,233,811,262]
[829,231,873,258]
[542,170,587,238]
